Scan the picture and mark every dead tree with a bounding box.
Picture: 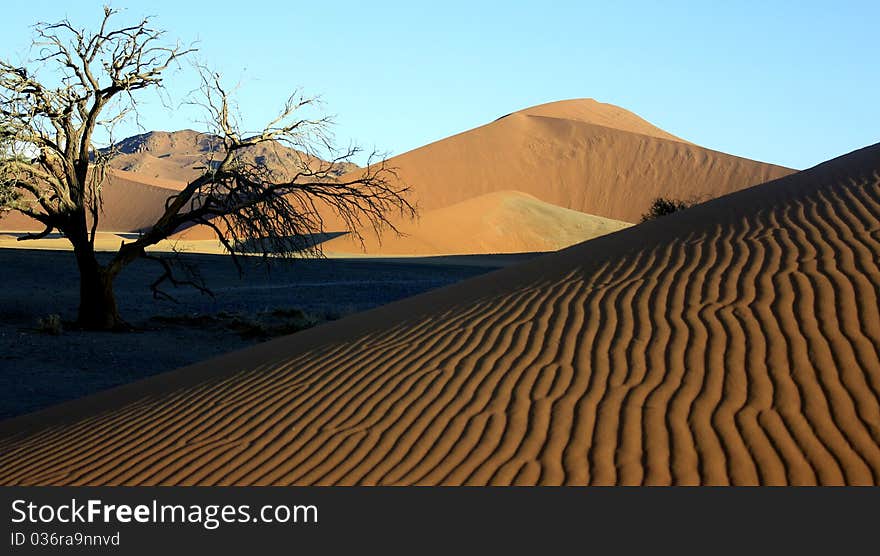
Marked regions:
[0,7,413,330]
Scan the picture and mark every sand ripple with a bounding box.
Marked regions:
[1,144,878,485]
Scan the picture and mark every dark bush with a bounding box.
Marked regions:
[641,197,693,222]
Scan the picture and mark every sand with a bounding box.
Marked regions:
[2,100,791,259]
[514,98,692,143]
[107,129,358,184]
[351,99,795,223]
[0,231,232,256]
[0,248,501,419]
[322,190,631,256]
[1,141,878,486]
[175,99,793,251]
[0,169,182,233]
[0,129,355,234]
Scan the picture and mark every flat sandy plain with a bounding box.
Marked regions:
[1,142,878,485]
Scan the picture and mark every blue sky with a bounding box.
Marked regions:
[1,1,877,169]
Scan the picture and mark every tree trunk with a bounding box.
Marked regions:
[75,244,121,330]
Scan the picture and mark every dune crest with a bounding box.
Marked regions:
[1,142,878,486]
[513,98,690,143]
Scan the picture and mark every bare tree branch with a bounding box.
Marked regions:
[1,8,413,330]
[143,251,214,302]
[16,222,54,241]
[108,67,415,278]
[1,7,195,233]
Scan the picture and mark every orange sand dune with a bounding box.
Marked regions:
[0,169,181,233]
[1,129,354,237]
[371,98,794,223]
[176,99,793,250]
[108,129,358,184]
[1,142,879,486]
[108,130,217,183]
[324,190,631,255]
[515,98,691,143]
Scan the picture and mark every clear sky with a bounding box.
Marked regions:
[1,1,877,169]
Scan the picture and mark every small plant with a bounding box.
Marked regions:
[269,308,307,319]
[641,197,694,222]
[36,314,63,335]
[151,307,322,341]
[323,305,359,321]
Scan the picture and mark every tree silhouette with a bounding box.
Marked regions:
[0,7,414,329]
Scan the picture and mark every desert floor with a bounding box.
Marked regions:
[0,248,527,419]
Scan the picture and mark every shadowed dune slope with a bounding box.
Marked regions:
[1,143,880,485]
[0,169,180,232]
[372,99,794,223]
[323,191,631,255]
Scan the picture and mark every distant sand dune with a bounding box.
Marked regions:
[2,100,792,259]
[0,169,180,232]
[1,142,877,485]
[370,99,794,223]
[323,191,631,255]
[106,129,359,184]
[172,98,793,249]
